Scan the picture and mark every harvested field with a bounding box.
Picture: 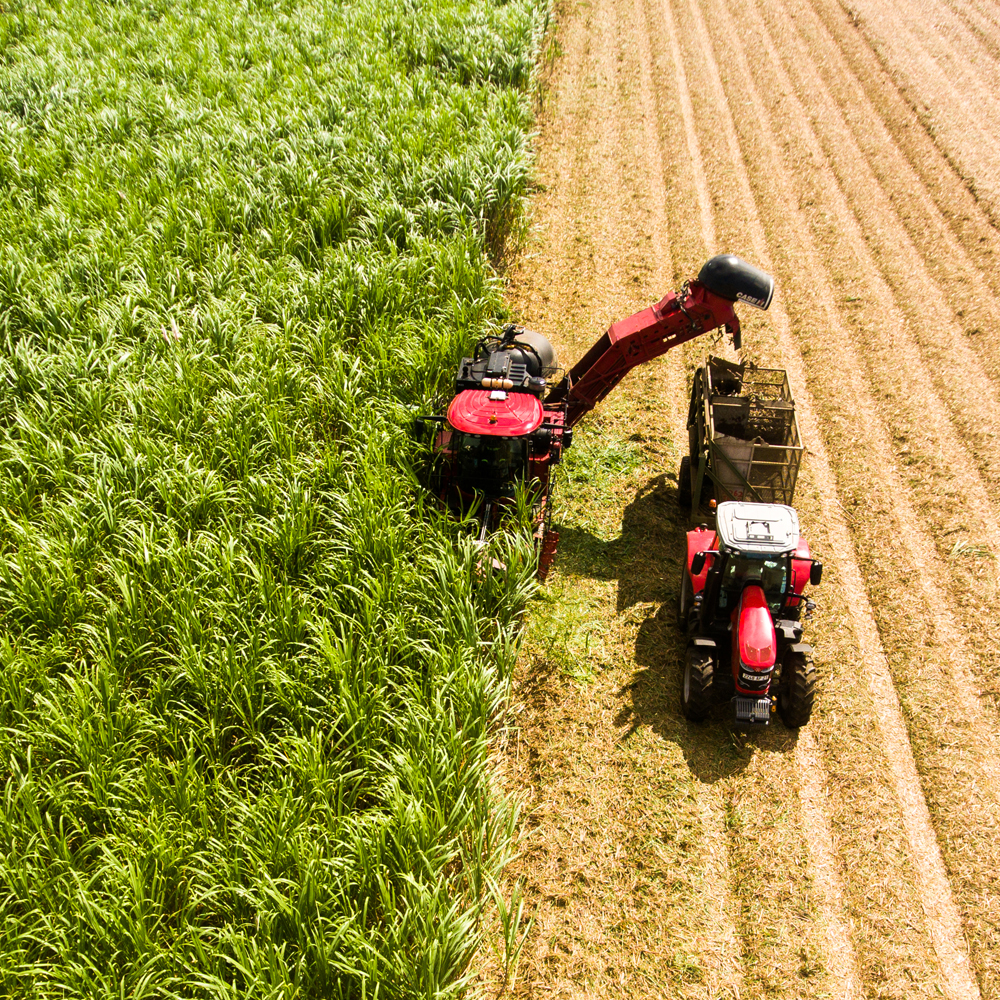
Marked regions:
[480,0,1000,995]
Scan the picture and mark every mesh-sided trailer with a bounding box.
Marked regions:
[680,356,802,510]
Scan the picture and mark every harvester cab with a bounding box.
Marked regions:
[417,254,775,578]
[680,501,821,728]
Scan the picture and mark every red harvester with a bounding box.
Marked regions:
[416,254,774,574]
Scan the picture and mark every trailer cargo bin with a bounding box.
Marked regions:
[683,356,803,509]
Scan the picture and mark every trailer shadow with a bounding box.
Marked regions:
[554,473,800,783]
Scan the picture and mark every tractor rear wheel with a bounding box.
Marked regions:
[779,649,816,728]
[676,566,693,632]
[682,645,714,722]
[678,456,692,509]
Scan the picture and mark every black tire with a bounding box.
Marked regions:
[682,645,714,722]
[779,649,816,728]
[678,455,692,509]
[676,565,693,632]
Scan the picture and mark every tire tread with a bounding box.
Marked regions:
[682,646,713,721]
[779,649,816,728]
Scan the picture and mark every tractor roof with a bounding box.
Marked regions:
[716,501,800,556]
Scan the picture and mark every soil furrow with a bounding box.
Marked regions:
[632,1,847,992]
[681,0,984,994]
[487,0,752,992]
[623,12,754,987]
[628,0,688,419]
[483,0,1000,993]
[735,0,1000,733]
[719,2,1000,986]
[762,0,1000,442]
[788,0,1000,399]
[794,731,865,1000]
[761,0,1000,509]
[852,0,1000,143]
[653,0,717,254]
[938,0,1000,62]
[835,0,1000,224]
[809,0,1000,305]
[947,0,1000,32]
[626,10,753,985]
[888,0,1000,95]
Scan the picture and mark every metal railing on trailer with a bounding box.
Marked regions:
[684,356,803,511]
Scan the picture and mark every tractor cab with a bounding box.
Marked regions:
[417,256,775,580]
[704,502,800,621]
[715,552,788,613]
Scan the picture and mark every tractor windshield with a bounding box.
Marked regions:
[454,433,527,494]
[717,554,788,613]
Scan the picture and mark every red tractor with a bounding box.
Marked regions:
[416,254,775,577]
[678,501,822,727]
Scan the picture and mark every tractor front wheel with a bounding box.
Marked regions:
[682,646,714,722]
[677,567,694,632]
[779,649,816,728]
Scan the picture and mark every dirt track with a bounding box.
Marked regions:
[480,0,1000,995]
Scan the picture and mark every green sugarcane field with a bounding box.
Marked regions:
[0,0,549,994]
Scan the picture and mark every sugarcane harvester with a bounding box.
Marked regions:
[416,254,775,577]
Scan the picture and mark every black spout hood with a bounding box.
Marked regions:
[697,254,774,310]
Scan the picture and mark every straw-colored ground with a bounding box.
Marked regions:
[477,0,1000,995]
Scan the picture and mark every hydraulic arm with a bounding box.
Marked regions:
[547,255,774,428]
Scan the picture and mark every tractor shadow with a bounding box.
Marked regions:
[556,473,801,783]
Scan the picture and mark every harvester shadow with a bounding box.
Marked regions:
[558,474,800,782]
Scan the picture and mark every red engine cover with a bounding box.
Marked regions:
[447,389,543,437]
[731,584,777,695]
[736,585,776,669]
